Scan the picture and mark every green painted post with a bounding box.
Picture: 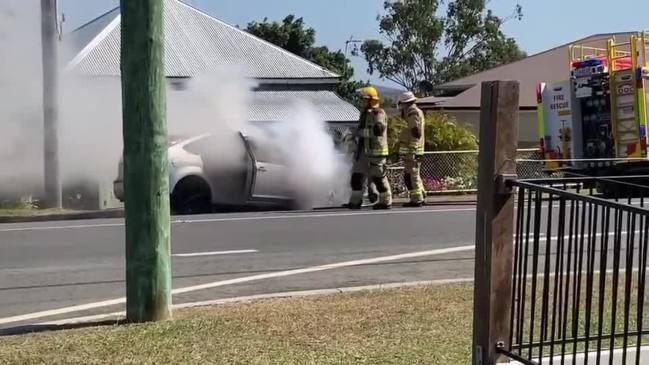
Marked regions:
[120,0,172,322]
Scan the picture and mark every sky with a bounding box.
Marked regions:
[59,0,649,88]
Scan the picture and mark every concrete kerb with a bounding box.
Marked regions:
[0,196,477,223]
[0,209,125,224]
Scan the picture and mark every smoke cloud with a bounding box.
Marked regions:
[0,1,351,209]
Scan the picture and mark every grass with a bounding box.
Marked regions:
[511,272,649,360]
[0,208,73,217]
[0,284,473,365]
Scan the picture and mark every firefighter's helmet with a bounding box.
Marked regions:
[357,86,380,101]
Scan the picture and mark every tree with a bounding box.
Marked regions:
[361,0,526,92]
[246,15,366,105]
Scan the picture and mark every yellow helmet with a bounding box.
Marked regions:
[357,86,380,101]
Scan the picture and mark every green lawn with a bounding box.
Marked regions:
[0,285,473,365]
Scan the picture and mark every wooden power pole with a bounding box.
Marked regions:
[120,0,172,322]
[40,0,62,209]
[472,81,519,364]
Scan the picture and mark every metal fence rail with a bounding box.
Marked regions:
[387,149,545,196]
[501,177,649,364]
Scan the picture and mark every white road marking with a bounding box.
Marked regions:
[170,244,474,295]
[172,249,258,257]
[0,298,126,326]
[32,279,475,327]
[0,225,641,325]
[0,244,474,325]
[1,198,645,234]
[527,230,640,243]
[30,265,649,328]
[0,208,476,233]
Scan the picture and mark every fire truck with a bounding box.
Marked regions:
[537,32,649,194]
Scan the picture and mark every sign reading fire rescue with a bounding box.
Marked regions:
[539,81,583,167]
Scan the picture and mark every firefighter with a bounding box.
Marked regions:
[398,91,426,207]
[341,127,379,205]
[346,86,392,210]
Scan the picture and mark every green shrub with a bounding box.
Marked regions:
[423,112,477,151]
[388,111,478,153]
[0,196,38,210]
[388,112,479,192]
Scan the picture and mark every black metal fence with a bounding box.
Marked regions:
[500,177,649,364]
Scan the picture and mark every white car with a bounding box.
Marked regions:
[114,131,313,214]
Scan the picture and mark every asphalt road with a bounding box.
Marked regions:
[0,205,479,330]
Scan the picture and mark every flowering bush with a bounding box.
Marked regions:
[424,175,477,192]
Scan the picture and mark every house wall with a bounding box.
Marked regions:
[428,109,539,148]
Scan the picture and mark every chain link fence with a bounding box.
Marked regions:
[387,149,546,197]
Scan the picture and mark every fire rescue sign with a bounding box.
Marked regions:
[539,80,583,166]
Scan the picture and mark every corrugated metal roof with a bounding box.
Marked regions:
[249,91,360,122]
[62,7,121,63]
[65,0,339,80]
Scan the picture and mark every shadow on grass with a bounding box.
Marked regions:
[0,319,126,337]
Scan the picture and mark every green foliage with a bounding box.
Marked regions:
[388,112,479,192]
[361,0,526,92]
[387,115,407,153]
[387,112,477,152]
[382,97,398,110]
[423,112,478,151]
[246,15,366,104]
[0,196,38,210]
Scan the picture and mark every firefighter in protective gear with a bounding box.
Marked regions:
[346,86,393,210]
[398,91,426,207]
[341,128,379,204]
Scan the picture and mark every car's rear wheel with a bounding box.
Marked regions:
[171,176,212,215]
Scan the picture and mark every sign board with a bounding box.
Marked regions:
[611,69,644,158]
[539,80,583,167]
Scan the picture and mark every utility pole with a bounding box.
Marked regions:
[472,81,519,365]
[40,0,62,209]
[120,0,172,322]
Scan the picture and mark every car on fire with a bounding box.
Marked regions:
[114,130,350,214]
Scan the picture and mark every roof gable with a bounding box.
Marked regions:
[423,32,637,108]
[439,32,636,89]
[64,0,339,80]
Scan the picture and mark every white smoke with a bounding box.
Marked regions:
[0,0,45,197]
[0,1,351,209]
[263,102,351,208]
[59,76,123,184]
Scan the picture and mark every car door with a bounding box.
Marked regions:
[239,132,291,202]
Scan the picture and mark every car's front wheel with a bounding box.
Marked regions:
[171,176,212,215]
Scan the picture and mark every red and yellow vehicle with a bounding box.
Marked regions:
[537,32,649,177]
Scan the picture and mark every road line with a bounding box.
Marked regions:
[32,265,649,328]
[30,279,475,327]
[0,298,125,326]
[170,244,474,295]
[0,244,474,325]
[0,208,476,233]
[0,199,642,233]
[528,230,640,243]
[0,227,638,324]
[12,264,648,328]
[172,249,258,257]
